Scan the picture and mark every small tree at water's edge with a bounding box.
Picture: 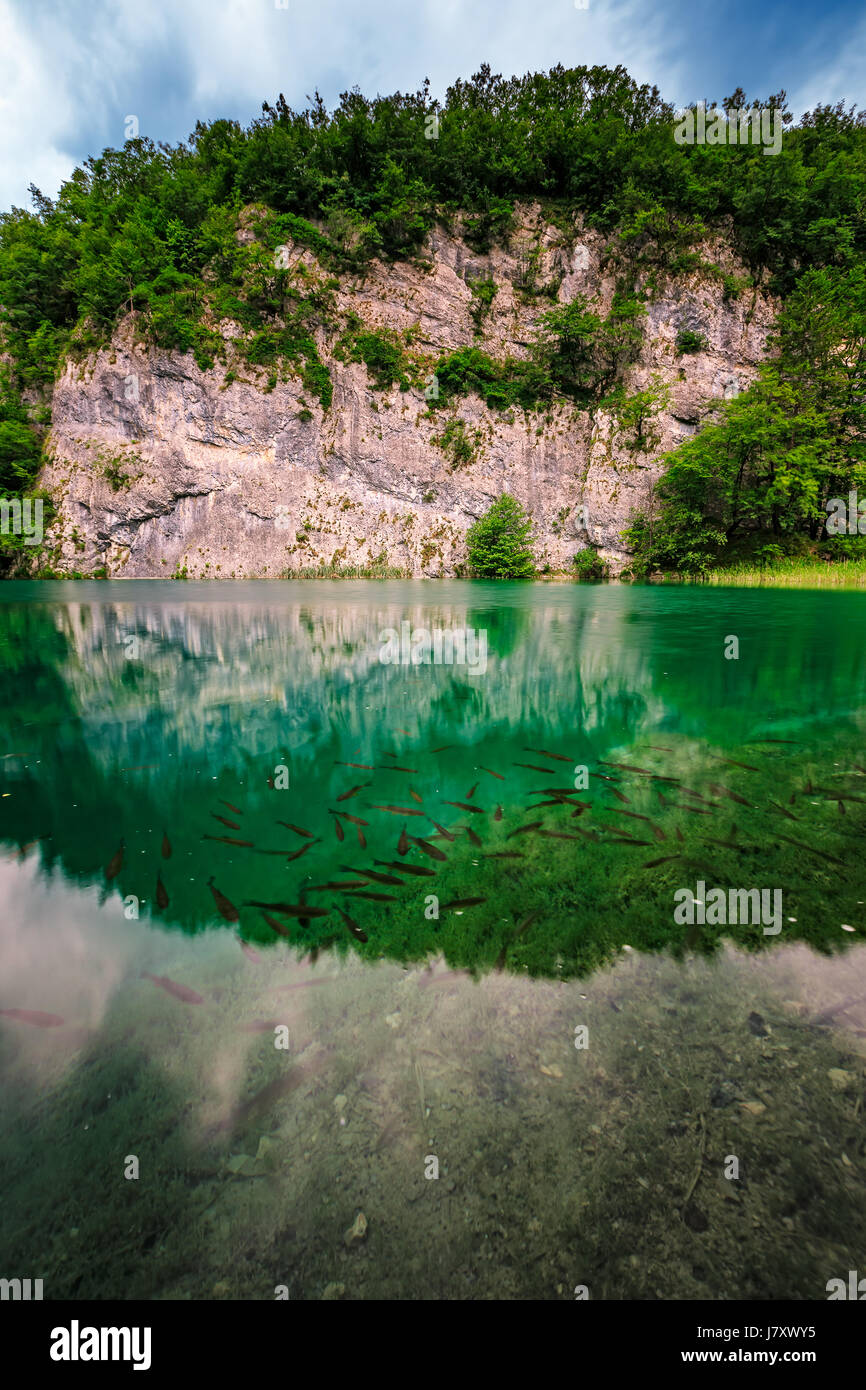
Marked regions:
[465,494,535,578]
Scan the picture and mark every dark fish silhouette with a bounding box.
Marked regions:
[768,800,799,821]
[599,762,655,776]
[105,841,125,880]
[643,854,682,868]
[307,881,370,891]
[429,821,456,841]
[514,763,559,773]
[287,840,318,862]
[442,897,487,909]
[334,810,369,826]
[524,748,571,763]
[339,863,403,885]
[372,804,427,817]
[776,835,843,865]
[709,756,759,772]
[380,766,419,774]
[336,906,368,942]
[537,830,581,840]
[442,800,484,813]
[493,806,503,821]
[277,822,315,839]
[430,745,453,753]
[397,825,409,855]
[342,890,399,902]
[208,877,240,921]
[507,822,543,838]
[336,784,370,801]
[220,800,243,814]
[466,782,478,799]
[0,1008,64,1027]
[332,816,345,843]
[356,825,367,848]
[141,972,204,1005]
[606,787,631,804]
[261,912,290,937]
[483,851,524,859]
[212,814,241,830]
[706,783,752,807]
[335,761,375,769]
[236,937,261,962]
[408,836,448,862]
[480,766,504,780]
[409,788,424,804]
[161,830,172,859]
[495,909,541,969]
[375,860,435,877]
[465,826,482,848]
[245,900,330,918]
[202,835,255,847]
[156,874,169,910]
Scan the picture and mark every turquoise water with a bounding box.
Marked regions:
[0,580,864,1298]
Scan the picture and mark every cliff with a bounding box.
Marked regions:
[39,205,775,578]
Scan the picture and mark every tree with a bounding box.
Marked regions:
[466,494,535,577]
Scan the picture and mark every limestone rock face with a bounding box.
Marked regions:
[39,206,775,577]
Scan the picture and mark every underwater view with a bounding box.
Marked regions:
[0,578,864,1302]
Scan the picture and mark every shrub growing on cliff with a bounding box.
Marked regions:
[465,494,535,578]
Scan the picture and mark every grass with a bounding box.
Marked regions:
[698,557,866,589]
[282,561,413,579]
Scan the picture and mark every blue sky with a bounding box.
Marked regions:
[1,0,864,212]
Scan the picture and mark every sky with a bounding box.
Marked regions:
[0,0,864,212]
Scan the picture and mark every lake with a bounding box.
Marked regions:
[0,579,864,1299]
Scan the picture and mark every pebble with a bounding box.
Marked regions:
[739,1100,766,1116]
[540,1064,563,1078]
[828,1068,854,1090]
[344,1211,368,1248]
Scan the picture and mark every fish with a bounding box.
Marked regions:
[775,835,844,865]
[441,897,487,909]
[375,860,436,877]
[397,825,409,856]
[643,854,682,868]
[703,839,743,851]
[335,906,368,943]
[105,841,125,880]
[642,745,674,752]
[408,836,448,862]
[708,756,760,772]
[215,1053,330,1133]
[430,745,453,753]
[333,811,369,826]
[261,912,291,937]
[530,798,577,809]
[678,805,714,815]
[286,840,318,862]
[340,864,404,885]
[220,800,243,815]
[507,822,543,838]
[573,827,600,841]
[524,747,571,763]
[335,761,375,769]
[244,900,330,918]
[371,804,428,817]
[306,881,370,891]
[141,972,205,1005]
[236,937,261,962]
[599,762,656,776]
[493,806,503,821]
[442,801,484,813]
[768,801,799,821]
[480,767,504,780]
[277,822,315,839]
[495,908,542,968]
[752,737,799,744]
[465,826,482,848]
[161,830,172,859]
[612,810,651,823]
[839,800,846,815]
[705,783,752,807]
[429,821,456,842]
[607,838,652,845]
[380,765,419,774]
[208,877,240,922]
[482,851,524,858]
[675,827,685,843]
[537,830,582,840]
[336,784,370,801]
[212,814,241,830]
[529,788,586,799]
[514,763,560,773]
[202,835,255,847]
[396,728,412,736]
[466,782,478,799]
[409,788,424,804]
[605,787,631,804]
[0,1008,65,1027]
[356,825,367,849]
[332,816,345,843]
[342,890,399,902]
[156,874,169,910]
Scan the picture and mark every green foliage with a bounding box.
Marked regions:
[675,329,708,354]
[335,318,412,390]
[431,418,483,469]
[467,275,497,332]
[605,376,670,451]
[573,547,609,580]
[624,265,866,573]
[465,493,536,577]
